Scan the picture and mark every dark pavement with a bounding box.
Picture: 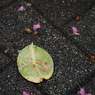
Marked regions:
[0,0,95,95]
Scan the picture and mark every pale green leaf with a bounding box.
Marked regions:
[17,43,54,83]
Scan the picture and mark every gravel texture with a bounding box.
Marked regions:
[0,0,95,95]
[30,0,94,27]
[83,77,95,95]
[0,0,17,11]
[29,0,95,56]
[0,62,43,95]
[64,6,95,55]
[0,51,11,70]
[0,0,10,6]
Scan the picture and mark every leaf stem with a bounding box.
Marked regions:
[30,43,41,76]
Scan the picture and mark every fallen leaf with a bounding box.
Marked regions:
[17,43,54,83]
[32,30,41,35]
[24,28,32,33]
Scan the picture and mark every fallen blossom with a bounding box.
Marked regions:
[71,27,78,35]
[18,6,26,11]
[23,91,30,95]
[33,19,41,30]
[78,87,85,95]
[85,94,93,95]
[77,83,92,95]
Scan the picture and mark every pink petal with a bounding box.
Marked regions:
[77,83,92,95]
[33,23,41,30]
[85,93,92,95]
[23,91,30,95]
[78,87,85,95]
[18,6,26,11]
[71,27,78,35]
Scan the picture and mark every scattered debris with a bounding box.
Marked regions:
[18,6,26,11]
[75,16,80,21]
[77,83,92,95]
[78,87,92,95]
[71,27,80,35]
[26,3,32,6]
[33,23,41,30]
[23,91,30,95]
[33,30,41,35]
[33,19,41,30]
[23,28,32,33]
[90,55,95,62]
[18,50,21,53]
[4,49,9,53]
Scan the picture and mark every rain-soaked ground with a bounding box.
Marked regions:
[0,0,95,95]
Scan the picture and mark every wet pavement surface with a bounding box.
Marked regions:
[0,0,95,95]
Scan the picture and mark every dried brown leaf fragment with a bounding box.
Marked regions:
[90,55,95,62]
[24,28,32,33]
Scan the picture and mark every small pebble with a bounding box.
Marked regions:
[8,75,10,77]
[42,20,46,23]
[75,16,80,21]
[18,50,21,53]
